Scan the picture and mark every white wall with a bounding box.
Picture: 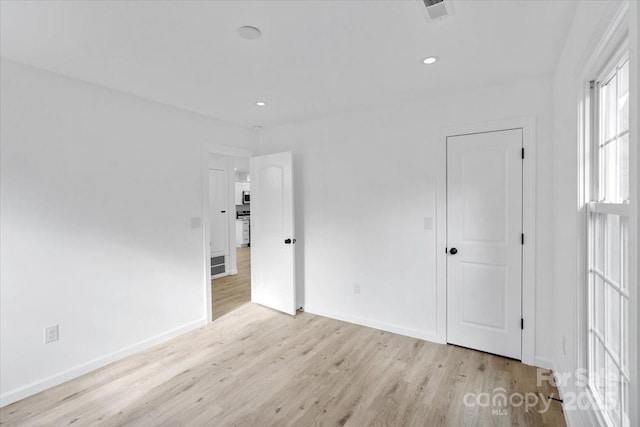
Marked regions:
[0,59,257,405]
[551,1,639,425]
[258,75,555,364]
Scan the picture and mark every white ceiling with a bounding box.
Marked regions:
[0,0,578,128]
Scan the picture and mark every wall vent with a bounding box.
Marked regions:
[420,0,454,21]
[211,255,226,276]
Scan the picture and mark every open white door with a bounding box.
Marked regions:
[250,152,296,315]
[447,129,523,360]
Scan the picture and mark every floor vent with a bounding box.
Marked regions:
[211,255,226,276]
[212,264,226,276]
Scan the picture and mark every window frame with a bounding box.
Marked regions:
[591,49,631,206]
[586,43,631,427]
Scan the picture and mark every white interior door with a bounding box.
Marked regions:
[446,129,523,360]
[250,152,296,315]
[209,168,229,256]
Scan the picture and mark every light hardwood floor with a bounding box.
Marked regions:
[212,247,251,320]
[1,251,566,426]
[0,303,565,426]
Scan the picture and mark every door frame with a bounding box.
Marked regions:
[201,143,253,323]
[436,116,537,366]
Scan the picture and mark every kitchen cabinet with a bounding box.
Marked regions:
[236,219,250,247]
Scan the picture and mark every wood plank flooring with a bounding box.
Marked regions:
[212,247,251,320]
[0,299,565,426]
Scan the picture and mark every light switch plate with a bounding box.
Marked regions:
[424,217,433,230]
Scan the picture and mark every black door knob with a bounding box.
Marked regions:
[285,238,292,244]
[449,247,458,255]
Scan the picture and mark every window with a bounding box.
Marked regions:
[587,51,630,427]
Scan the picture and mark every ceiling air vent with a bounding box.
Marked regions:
[421,0,454,21]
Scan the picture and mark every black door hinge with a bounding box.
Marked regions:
[521,318,524,330]
[521,234,525,245]
[521,148,525,159]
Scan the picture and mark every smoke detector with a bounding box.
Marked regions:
[237,26,262,40]
[420,0,455,22]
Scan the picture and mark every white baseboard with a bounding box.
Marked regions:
[534,356,554,369]
[304,306,443,344]
[552,360,604,427]
[0,318,207,408]
[212,269,238,279]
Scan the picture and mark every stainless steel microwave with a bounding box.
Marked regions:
[242,191,250,204]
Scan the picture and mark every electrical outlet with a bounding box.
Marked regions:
[354,283,361,295]
[45,325,59,343]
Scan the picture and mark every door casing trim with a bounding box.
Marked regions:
[436,116,536,366]
[201,143,253,323]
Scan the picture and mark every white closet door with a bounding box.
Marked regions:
[446,129,523,359]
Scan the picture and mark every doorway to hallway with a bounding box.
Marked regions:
[212,247,251,320]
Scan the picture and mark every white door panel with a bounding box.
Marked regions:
[447,129,523,359]
[209,168,229,256]
[250,152,296,316]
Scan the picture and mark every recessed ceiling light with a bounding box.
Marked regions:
[237,26,262,40]
[256,101,267,107]
[422,56,439,65]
